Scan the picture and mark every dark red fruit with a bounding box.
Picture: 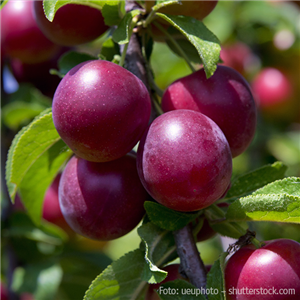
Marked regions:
[1,0,59,64]
[137,110,232,212]
[58,154,148,241]
[225,239,300,300]
[161,65,257,157]
[33,2,109,46]
[52,60,151,162]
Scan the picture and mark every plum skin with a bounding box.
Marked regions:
[0,0,59,64]
[33,2,109,46]
[58,153,148,241]
[52,60,151,162]
[225,239,300,300]
[137,110,232,212]
[161,65,257,158]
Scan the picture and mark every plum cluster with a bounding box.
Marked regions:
[51,51,257,241]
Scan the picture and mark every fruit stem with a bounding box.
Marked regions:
[143,8,156,27]
[173,225,207,289]
[152,21,196,73]
[119,41,130,67]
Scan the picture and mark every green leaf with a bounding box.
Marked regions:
[166,35,203,64]
[145,201,199,231]
[159,279,206,300]
[58,51,97,76]
[226,178,300,223]
[226,161,287,201]
[209,222,248,240]
[2,101,47,131]
[112,10,140,44]
[0,0,8,9]
[19,140,71,224]
[99,37,120,61]
[207,252,227,300]
[84,249,148,300]
[138,222,177,284]
[5,108,66,203]
[43,0,111,22]
[205,205,248,239]
[152,1,180,12]
[12,262,63,300]
[101,1,124,26]
[156,13,221,78]
[252,177,300,197]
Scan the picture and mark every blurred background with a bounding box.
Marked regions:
[1,1,300,299]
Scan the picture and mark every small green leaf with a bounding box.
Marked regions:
[205,205,248,239]
[84,249,148,300]
[159,279,206,300]
[145,201,200,231]
[6,109,56,201]
[209,222,248,240]
[58,51,97,76]
[112,10,140,44]
[138,222,177,284]
[101,1,124,26]
[43,0,109,22]
[226,178,300,224]
[152,1,180,12]
[99,37,120,61]
[18,139,71,225]
[2,101,47,131]
[252,177,300,197]
[166,35,203,64]
[226,162,287,201]
[156,13,221,78]
[207,252,227,300]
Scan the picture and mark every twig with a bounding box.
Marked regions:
[173,225,207,290]
[123,0,207,290]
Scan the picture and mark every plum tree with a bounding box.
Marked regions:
[58,153,149,241]
[52,60,151,162]
[137,109,232,212]
[161,65,257,157]
[33,2,109,46]
[225,239,300,300]
[145,264,186,300]
[0,0,59,64]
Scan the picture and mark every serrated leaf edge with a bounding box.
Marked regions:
[5,108,60,201]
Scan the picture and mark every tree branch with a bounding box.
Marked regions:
[123,0,208,290]
[173,225,207,289]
